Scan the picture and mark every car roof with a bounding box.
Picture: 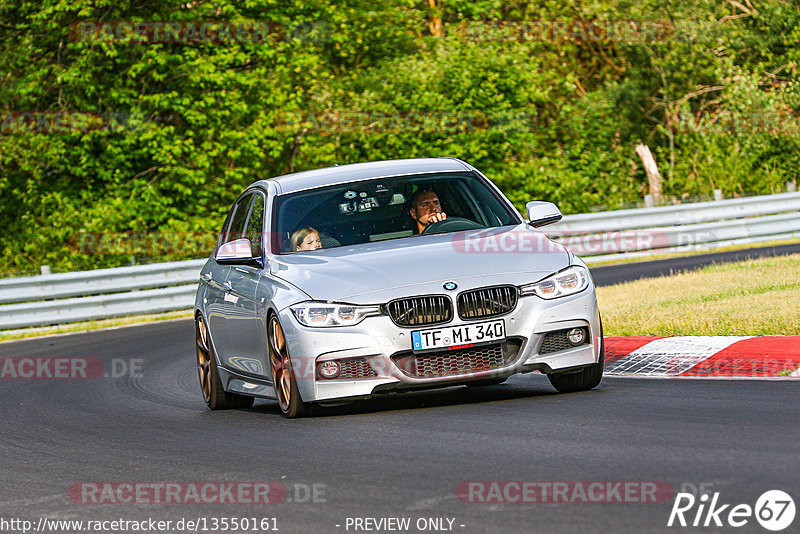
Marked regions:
[248,158,474,194]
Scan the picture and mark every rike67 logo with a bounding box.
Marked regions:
[668,489,795,531]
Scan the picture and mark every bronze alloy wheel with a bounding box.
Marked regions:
[195,314,254,410]
[267,315,310,418]
[195,316,213,403]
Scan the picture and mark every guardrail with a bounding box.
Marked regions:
[550,191,800,232]
[0,260,206,305]
[1,192,799,331]
[546,191,800,263]
[0,260,205,330]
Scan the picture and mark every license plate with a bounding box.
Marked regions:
[411,319,505,352]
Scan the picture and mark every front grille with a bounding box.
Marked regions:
[387,295,452,327]
[338,358,377,379]
[457,285,518,320]
[538,328,588,354]
[392,339,522,378]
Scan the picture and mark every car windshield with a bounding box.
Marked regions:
[272,171,520,253]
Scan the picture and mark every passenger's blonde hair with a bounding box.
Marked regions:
[289,227,319,251]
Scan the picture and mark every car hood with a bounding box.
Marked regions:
[269,224,571,304]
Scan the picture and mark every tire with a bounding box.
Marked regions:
[267,314,313,418]
[547,329,604,393]
[195,315,255,410]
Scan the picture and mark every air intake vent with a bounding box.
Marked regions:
[457,285,518,320]
[394,343,504,378]
[391,339,523,378]
[387,295,452,327]
[538,329,588,354]
[338,358,377,379]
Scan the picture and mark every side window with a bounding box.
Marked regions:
[244,194,265,256]
[222,194,254,245]
[218,207,236,248]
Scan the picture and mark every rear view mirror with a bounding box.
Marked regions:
[526,201,562,227]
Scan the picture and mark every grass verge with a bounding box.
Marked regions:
[0,310,193,342]
[597,253,800,336]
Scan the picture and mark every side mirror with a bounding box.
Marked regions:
[525,201,562,227]
[215,238,263,267]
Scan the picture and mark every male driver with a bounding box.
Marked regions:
[409,189,447,233]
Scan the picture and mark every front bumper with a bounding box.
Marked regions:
[278,287,601,403]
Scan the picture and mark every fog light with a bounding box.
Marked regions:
[567,328,586,346]
[318,360,341,379]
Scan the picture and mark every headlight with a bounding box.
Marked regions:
[291,302,381,327]
[519,266,590,299]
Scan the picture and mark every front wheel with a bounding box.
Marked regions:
[195,314,254,410]
[547,330,604,393]
[267,315,313,418]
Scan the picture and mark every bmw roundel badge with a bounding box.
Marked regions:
[443,281,458,291]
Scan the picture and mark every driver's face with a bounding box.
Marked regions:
[412,191,442,222]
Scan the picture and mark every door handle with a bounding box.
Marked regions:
[222,281,233,291]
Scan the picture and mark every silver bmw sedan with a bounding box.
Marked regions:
[194,158,603,417]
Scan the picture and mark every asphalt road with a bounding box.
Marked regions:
[589,242,800,286]
[1,320,798,534]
